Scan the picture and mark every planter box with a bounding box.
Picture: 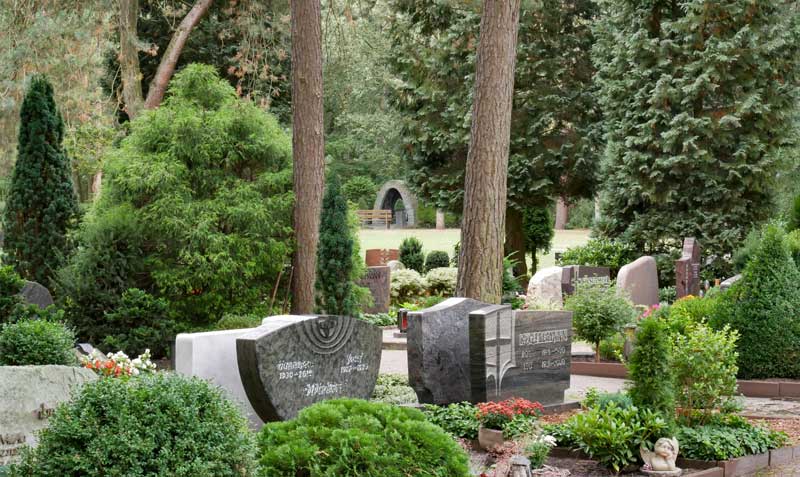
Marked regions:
[677,458,718,470]
[736,381,780,398]
[717,452,769,477]
[570,361,628,379]
[769,446,794,467]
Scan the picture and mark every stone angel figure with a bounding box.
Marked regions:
[641,437,681,475]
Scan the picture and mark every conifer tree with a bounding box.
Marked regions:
[315,175,356,316]
[595,0,800,264]
[3,76,78,285]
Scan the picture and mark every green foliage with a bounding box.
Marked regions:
[399,237,425,273]
[732,228,762,273]
[256,399,469,477]
[524,437,553,469]
[370,374,418,406]
[421,402,480,440]
[316,176,357,316]
[673,323,739,419]
[557,238,636,277]
[0,318,75,366]
[100,289,174,358]
[562,403,670,473]
[523,207,554,271]
[565,198,595,230]
[565,279,637,353]
[712,224,800,378]
[8,303,65,325]
[425,267,457,296]
[786,229,800,268]
[359,313,395,327]
[678,418,788,461]
[9,373,254,477]
[598,334,624,361]
[341,175,377,209]
[790,194,800,231]
[628,318,675,416]
[595,0,800,261]
[658,286,677,305]
[664,296,719,336]
[424,250,450,272]
[390,269,426,304]
[3,75,78,286]
[0,266,24,323]
[502,414,539,440]
[56,65,293,343]
[583,388,633,411]
[503,256,523,296]
[216,313,263,330]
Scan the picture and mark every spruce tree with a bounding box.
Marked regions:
[3,76,78,286]
[595,1,800,265]
[315,175,356,316]
[628,317,675,417]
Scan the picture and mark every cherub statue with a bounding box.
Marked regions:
[641,437,681,474]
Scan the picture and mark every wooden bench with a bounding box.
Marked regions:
[356,210,393,229]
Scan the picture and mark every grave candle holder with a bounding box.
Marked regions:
[397,308,409,333]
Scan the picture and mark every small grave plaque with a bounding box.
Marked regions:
[236,315,381,422]
[561,266,611,296]
[358,266,391,314]
[676,238,702,298]
[365,249,399,267]
[19,281,54,309]
[469,307,572,405]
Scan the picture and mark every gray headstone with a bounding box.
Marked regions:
[525,266,563,309]
[407,297,489,404]
[470,307,572,405]
[19,281,54,309]
[75,343,96,356]
[0,366,97,465]
[676,237,702,298]
[617,256,659,307]
[236,315,381,422]
[720,274,742,291]
[561,265,611,296]
[358,266,391,314]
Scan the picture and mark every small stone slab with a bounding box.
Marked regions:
[19,281,54,309]
[561,265,611,296]
[0,366,97,465]
[358,266,390,314]
[617,256,659,307]
[470,307,572,405]
[236,315,381,422]
[720,274,742,291]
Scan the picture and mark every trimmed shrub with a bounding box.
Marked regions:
[390,269,426,303]
[256,399,469,477]
[711,224,800,379]
[10,373,254,477]
[557,238,636,277]
[664,295,718,336]
[425,267,457,296]
[0,318,75,366]
[628,317,674,416]
[316,176,357,316]
[424,250,450,272]
[0,266,24,323]
[100,289,174,358]
[341,175,376,209]
[399,237,425,273]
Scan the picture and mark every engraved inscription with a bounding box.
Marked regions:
[304,382,344,397]
[518,329,570,346]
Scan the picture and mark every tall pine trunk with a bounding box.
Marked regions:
[289,0,325,314]
[457,0,522,303]
[504,207,527,278]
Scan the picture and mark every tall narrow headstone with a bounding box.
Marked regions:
[675,238,702,298]
[237,315,381,422]
[470,307,572,405]
[358,266,391,313]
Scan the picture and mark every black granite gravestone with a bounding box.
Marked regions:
[561,266,611,296]
[358,266,391,314]
[19,281,54,309]
[469,307,572,405]
[407,297,489,405]
[236,315,381,422]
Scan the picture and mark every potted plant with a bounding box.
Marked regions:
[476,398,544,451]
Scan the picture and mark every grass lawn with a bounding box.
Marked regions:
[358,228,592,271]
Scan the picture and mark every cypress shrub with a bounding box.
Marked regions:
[316,175,356,316]
[399,237,424,273]
[3,76,78,286]
[628,317,674,417]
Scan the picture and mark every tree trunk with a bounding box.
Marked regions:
[119,0,144,119]
[504,207,527,278]
[554,197,569,229]
[143,0,214,110]
[289,0,325,314]
[456,0,522,303]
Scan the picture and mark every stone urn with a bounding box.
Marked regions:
[477,426,504,451]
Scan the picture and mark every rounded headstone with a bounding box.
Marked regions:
[525,266,563,309]
[387,260,405,272]
[617,256,659,307]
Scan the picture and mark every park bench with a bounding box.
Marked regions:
[356,209,392,229]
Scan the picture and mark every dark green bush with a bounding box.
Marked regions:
[10,373,254,477]
[341,175,376,209]
[711,224,800,379]
[316,176,357,316]
[628,317,675,416]
[523,207,554,271]
[421,402,480,440]
[7,303,65,324]
[399,237,425,273]
[557,238,636,278]
[99,289,174,358]
[0,318,75,365]
[216,313,263,330]
[257,399,469,477]
[678,419,787,461]
[0,266,24,323]
[424,250,450,272]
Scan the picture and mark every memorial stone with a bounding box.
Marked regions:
[365,249,399,267]
[675,238,702,298]
[358,266,391,313]
[0,366,97,465]
[720,274,742,291]
[617,256,659,307]
[525,266,563,309]
[561,265,611,296]
[469,307,572,405]
[237,315,381,422]
[19,281,54,309]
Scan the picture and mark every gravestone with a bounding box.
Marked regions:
[407,297,489,404]
[387,260,405,272]
[469,306,572,405]
[617,256,659,307]
[675,238,702,298]
[237,315,381,422]
[175,327,263,427]
[720,274,742,291]
[525,266,563,309]
[0,366,97,465]
[358,266,391,314]
[365,249,399,267]
[19,281,54,309]
[561,265,611,296]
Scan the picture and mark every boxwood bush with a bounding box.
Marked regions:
[9,373,254,477]
[399,237,425,273]
[256,399,469,476]
[390,269,426,304]
[424,250,450,272]
[425,267,457,296]
[0,317,75,366]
